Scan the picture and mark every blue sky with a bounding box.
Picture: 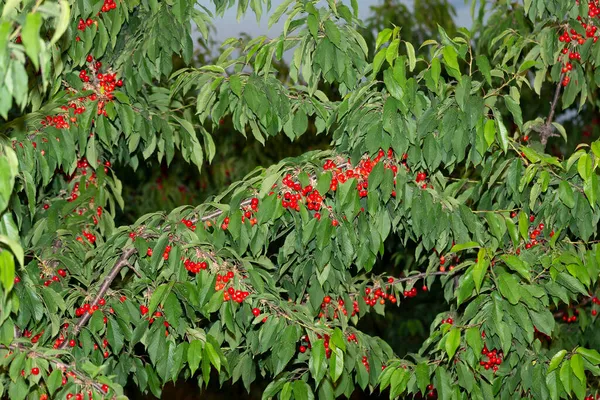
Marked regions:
[210,0,473,43]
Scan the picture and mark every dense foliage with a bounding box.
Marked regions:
[2,0,600,399]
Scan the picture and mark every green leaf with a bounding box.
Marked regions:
[518,211,529,241]
[323,20,341,47]
[472,248,488,293]
[559,181,575,208]
[465,327,483,356]
[495,115,509,153]
[49,1,70,46]
[484,119,495,149]
[445,328,461,359]
[204,341,221,372]
[496,273,521,305]
[443,46,460,72]
[293,380,313,400]
[405,41,416,71]
[22,13,43,69]
[46,368,63,394]
[548,350,566,373]
[570,354,585,383]
[188,340,202,375]
[0,250,15,292]
[329,347,344,382]
[576,347,600,365]
[415,362,430,394]
[309,340,326,381]
[451,241,480,252]
[501,255,531,281]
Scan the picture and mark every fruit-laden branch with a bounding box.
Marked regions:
[58,247,137,349]
[0,344,108,395]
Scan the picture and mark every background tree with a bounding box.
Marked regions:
[1,1,600,400]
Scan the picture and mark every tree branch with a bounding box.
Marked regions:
[536,72,565,147]
[58,247,137,349]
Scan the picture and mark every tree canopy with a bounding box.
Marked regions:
[1,0,600,399]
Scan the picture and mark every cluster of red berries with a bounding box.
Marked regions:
[77,56,123,116]
[40,114,71,129]
[560,308,579,323]
[556,3,600,86]
[251,307,268,323]
[318,295,357,320]
[480,346,503,372]
[584,394,600,400]
[221,216,230,230]
[41,268,67,287]
[241,197,260,225]
[507,214,553,253]
[364,287,397,306]
[145,244,172,259]
[101,0,117,12]
[77,18,96,32]
[416,384,438,399]
[298,335,311,353]
[22,329,43,344]
[183,258,208,274]
[441,317,454,325]
[361,355,370,372]
[74,298,111,319]
[148,311,170,328]
[215,271,235,290]
[592,296,599,316]
[79,230,97,244]
[347,333,359,343]
[433,249,460,272]
[223,286,250,303]
[315,333,333,358]
[180,218,197,231]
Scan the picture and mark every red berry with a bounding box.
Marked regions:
[101,384,109,393]
[252,308,260,316]
[299,345,307,353]
[140,305,148,315]
[31,367,40,375]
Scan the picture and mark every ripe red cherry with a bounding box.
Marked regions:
[593,310,598,316]
[69,339,76,347]
[529,215,535,222]
[57,269,67,277]
[86,55,93,62]
[116,79,123,87]
[31,367,40,375]
[387,277,394,283]
[299,345,307,353]
[140,305,149,315]
[101,384,109,393]
[323,296,331,304]
[252,308,260,316]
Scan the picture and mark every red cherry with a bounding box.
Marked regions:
[31,367,40,375]
[140,305,148,315]
[252,308,260,316]
[299,345,307,353]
